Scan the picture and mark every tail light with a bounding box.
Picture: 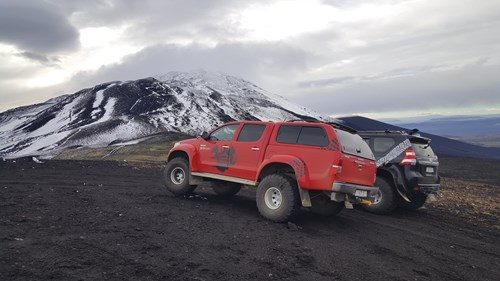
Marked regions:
[400,149,417,165]
[332,159,343,175]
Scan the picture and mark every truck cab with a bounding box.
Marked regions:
[164,120,379,222]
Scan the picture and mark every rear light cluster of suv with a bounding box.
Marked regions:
[400,149,417,166]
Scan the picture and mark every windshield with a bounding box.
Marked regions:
[411,142,436,158]
[334,129,375,160]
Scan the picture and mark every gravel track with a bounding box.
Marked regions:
[1,159,498,280]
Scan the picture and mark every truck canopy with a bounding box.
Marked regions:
[334,128,375,160]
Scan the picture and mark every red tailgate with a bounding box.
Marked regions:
[336,155,376,186]
[333,128,376,186]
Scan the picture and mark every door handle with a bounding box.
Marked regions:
[251,147,260,151]
[200,144,206,147]
[222,145,230,148]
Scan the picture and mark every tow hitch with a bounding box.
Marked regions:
[361,199,372,206]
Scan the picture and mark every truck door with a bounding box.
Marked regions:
[198,124,239,175]
[226,123,270,180]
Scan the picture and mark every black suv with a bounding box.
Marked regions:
[358,130,440,214]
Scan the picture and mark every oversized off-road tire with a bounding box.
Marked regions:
[362,176,397,215]
[163,158,196,196]
[309,193,344,216]
[212,182,242,197]
[399,193,427,210]
[256,174,301,222]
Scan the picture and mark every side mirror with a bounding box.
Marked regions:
[200,131,209,140]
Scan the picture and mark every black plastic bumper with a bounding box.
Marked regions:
[332,182,379,199]
[418,183,440,194]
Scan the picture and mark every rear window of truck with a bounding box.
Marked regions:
[276,125,328,147]
[334,129,375,160]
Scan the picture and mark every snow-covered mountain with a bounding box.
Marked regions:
[0,71,329,158]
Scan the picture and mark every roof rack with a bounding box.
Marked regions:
[359,129,422,135]
[358,130,405,134]
[327,122,357,134]
[284,119,358,134]
[285,119,321,123]
[358,130,431,142]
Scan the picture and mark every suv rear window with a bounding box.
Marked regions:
[373,137,396,153]
[237,124,266,142]
[411,142,436,158]
[276,125,328,147]
[334,129,375,160]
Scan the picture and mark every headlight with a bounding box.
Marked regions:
[173,142,181,147]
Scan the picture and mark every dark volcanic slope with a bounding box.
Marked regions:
[1,159,498,281]
[0,71,326,159]
[339,116,500,159]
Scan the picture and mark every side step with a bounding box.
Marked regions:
[191,172,257,186]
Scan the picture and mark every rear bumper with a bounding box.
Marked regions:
[418,183,440,194]
[332,182,379,200]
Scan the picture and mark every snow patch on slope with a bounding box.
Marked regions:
[0,71,331,158]
[93,98,116,125]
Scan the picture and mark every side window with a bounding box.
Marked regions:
[276,125,301,144]
[237,124,266,142]
[209,124,239,141]
[373,137,396,153]
[297,126,328,147]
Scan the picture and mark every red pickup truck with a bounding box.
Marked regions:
[164,120,379,222]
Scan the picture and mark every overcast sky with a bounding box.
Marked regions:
[1,0,499,119]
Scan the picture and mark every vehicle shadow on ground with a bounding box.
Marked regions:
[183,186,367,228]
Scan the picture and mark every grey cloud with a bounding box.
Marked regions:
[69,42,310,89]
[1,0,500,119]
[0,0,79,54]
[17,51,61,67]
[51,0,258,25]
[295,64,500,116]
[49,0,261,45]
[299,76,356,87]
[298,66,436,88]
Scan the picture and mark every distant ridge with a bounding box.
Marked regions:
[338,116,500,160]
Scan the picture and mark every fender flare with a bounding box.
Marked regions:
[257,155,312,207]
[378,166,411,202]
[167,143,199,171]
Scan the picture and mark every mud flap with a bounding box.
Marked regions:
[344,194,354,210]
[396,188,411,202]
[386,165,411,202]
[298,187,312,207]
[188,174,203,185]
